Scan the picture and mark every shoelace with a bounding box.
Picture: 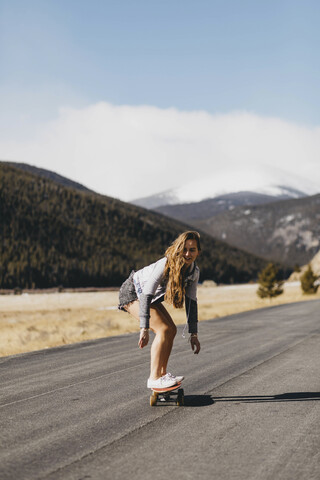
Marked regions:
[159,376,173,386]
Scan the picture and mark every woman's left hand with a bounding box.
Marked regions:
[139,328,149,349]
[190,335,201,354]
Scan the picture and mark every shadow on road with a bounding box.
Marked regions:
[213,392,320,403]
[184,395,215,407]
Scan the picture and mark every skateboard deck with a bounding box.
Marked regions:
[150,382,184,406]
[151,382,182,393]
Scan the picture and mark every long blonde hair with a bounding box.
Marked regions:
[164,231,201,308]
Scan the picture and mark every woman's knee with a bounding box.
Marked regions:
[151,318,176,338]
[161,322,177,339]
[150,306,176,338]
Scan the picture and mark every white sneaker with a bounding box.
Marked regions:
[147,375,177,389]
[165,372,184,383]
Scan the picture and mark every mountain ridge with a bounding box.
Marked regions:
[132,164,318,209]
[132,186,308,210]
[3,161,94,194]
[153,191,301,222]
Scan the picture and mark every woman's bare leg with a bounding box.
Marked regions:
[125,301,177,379]
[149,303,177,378]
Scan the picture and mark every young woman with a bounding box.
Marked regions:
[118,231,201,389]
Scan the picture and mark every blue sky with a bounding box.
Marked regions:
[1,0,320,200]
[2,0,320,124]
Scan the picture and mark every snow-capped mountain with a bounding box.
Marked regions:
[132,164,320,268]
[132,165,319,209]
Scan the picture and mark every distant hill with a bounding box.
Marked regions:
[189,195,320,267]
[0,162,275,289]
[154,191,294,222]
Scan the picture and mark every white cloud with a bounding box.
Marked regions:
[1,102,320,201]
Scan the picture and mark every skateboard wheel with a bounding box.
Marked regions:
[150,392,158,406]
[176,388,184,406]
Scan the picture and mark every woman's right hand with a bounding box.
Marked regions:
[190,334,201,354]
[139,328,149,349]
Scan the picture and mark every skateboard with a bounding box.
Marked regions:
[150,382,184,406]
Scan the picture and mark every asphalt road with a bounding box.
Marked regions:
[1,299,320,480]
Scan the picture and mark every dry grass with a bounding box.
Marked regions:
[1,282,319,357]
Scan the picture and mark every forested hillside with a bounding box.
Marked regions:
[0,162,274,289]
[4,161,93,194]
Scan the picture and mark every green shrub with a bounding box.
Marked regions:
[300,265,319,294]
[257,263,284,300]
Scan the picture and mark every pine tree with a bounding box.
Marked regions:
[257,263,284,300]
[300,265,319,294]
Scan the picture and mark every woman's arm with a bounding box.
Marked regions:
[137,257,167,329]
[139,294,153,329]
[185,296,198,333]
[185,267,200,354]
